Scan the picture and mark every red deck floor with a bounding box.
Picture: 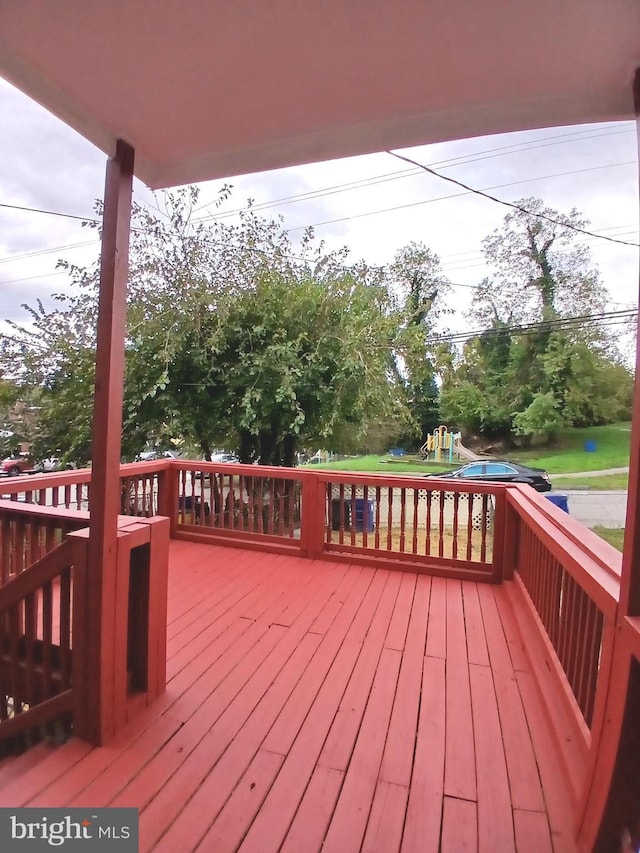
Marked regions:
[0,541,576,851]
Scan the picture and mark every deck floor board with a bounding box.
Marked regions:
[0,543,577,851]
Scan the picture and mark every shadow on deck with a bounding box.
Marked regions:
[0,541,574,852]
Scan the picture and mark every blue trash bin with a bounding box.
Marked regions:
[354,498,375,532]
[544,494,569,513]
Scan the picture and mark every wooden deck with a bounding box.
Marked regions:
[0,541,576,852]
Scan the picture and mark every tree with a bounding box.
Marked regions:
[0,188,414,466]
[440,199,633,444]
[387,242,451,445]
[475,197,607,326]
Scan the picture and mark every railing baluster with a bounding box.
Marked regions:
[42,579,54,701]
[425,490,432,556]
[59,567,72,690]
[479,494,488,562]
[374,487,381,549]
[278,480,285,537]
[438,491,445,557]
[399,488,406,553]
[411,488,419,555]
[362,485,369,549]
[24,591,37,706]
[452,492,460,559]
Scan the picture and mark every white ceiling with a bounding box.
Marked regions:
[1,0,639,188]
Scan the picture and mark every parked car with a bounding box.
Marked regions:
[423,460,552,492]
[136,449,181,462]
[1,455,37,476]
[39,456,60,472]
[210,453,239,463]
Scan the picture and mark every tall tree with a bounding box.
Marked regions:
[387,242,451,444]
[0,189,413,466]
[475,197,607,326]
[440,199,632,443]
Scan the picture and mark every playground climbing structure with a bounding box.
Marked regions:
[420,425,478,462]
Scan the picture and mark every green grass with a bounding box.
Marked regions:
[301,422,631,483]
[513,422,631,473]
[590,526,625,551]
[303,454,457,475]
[551,474,629,490]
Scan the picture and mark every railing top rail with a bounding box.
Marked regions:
[508,486,620,614]
[119,460,173,475]
[0,497,90,524]
[508,485,622,579]
[318,470,505,493]
[174,460,304,478]
[0,467,92,492]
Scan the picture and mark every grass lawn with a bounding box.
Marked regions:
[302,423,631,483]
[551,473,629,490]
[591,526,625,551]
[304,454,457,475]
[514,422,631,473]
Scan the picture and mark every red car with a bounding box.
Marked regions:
[1,455,37,476]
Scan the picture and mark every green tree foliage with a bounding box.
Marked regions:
[0,188,417,466]
[387,242,450,446]
[440,199,633,443]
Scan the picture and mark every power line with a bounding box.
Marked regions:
[0,202,99,224]
[387,151,640,248]
[286,160,637,234]
[428,309,637,346]
[2,129,634,241]
[0,239,98,265]
[193,125,633,221]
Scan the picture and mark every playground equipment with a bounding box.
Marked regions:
[420,425,469,463]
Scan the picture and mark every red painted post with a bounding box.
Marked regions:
[577,67,640,849]
[500,492,519,581]
[620,69,640,619]
[76,140,134,745]
[300,472,326,559]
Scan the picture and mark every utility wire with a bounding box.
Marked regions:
[193,125,633,221]
[428,309,637,346]
[387,151,640,248]
[0,240,98,265]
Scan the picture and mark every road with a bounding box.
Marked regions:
[551,489,627,528]
[549,466,628,528]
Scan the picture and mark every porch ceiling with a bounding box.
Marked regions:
[1,1,639,189]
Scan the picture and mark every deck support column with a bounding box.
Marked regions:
[620,69,640,621]
[577,68,640,850]
[76,140,134,744]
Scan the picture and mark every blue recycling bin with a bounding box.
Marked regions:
[354,498,375,532]
[544,494,569,514]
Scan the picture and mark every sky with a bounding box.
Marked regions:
[1,76,639,345]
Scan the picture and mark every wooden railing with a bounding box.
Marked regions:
[0,469,92,511]
[166,462,506,580]
[502,485,621,806]
[0,499,90,585]
[170,461,304,554]
[0,461,171,518]
[0,537,83,750]
[0,490,170,748]
[317,473,503,581]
